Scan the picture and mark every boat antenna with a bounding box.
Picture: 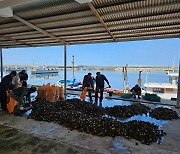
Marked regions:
[172,57,175,72]
[72,55,75,78]
[145,71,149,83]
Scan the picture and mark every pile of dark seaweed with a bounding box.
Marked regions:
[105,103,150,118]
[150,107,179,120]
[29,99,177,144]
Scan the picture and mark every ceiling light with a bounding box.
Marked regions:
[75,0,92,4]
[0,7,13,17]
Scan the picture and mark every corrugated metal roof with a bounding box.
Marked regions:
[0,0,179,48]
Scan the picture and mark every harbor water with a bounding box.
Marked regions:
[27,70,169,89]
[2,70,169,89]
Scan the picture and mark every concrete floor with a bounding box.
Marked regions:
[0,124,97,154]
[0,106,180,154]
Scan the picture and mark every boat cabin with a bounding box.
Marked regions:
[144,73,178,100]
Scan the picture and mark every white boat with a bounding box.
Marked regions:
[31,69,58,74]
[144,72,178,100]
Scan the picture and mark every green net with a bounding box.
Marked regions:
[121,93,133,98]
[143,93,161,102]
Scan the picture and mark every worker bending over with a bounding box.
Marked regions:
[10,86,36,115]
[130,84,141,99]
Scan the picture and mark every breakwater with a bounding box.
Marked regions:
[2,65,178,72]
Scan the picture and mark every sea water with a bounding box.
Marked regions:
[27,70,169,89]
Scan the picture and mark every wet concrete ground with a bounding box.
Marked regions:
[0,111,130,154]
[0,101,180,154]
[0,124,97,154]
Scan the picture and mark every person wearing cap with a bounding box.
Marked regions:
[130,84,141,99]
[0,71,17,111]
[95,72,111,105]
[82,73,94,102]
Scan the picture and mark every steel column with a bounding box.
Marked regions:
[64,44,67,98]
[176,59,180,108]
[0,48,3,80]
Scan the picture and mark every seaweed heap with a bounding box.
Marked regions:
[105,103,150,118]
[125,120,165,145]
[150,107,179,120]
[30,100,165,144]
[31,98,105,118]
[56,98,105,117]
[131,103,151,115]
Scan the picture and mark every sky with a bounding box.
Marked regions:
[2,38,180,66]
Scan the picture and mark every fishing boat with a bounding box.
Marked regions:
[144,72,178,100]
[57,56,83,95]
[5,68,25,72]
[31,69,58,74]
[57,78,82,88]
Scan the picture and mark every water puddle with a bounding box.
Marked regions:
[42,125,59,136]
[24,109,32,116]
[122,113,168,128]
[109,139,130,154]
[31,124,41,134]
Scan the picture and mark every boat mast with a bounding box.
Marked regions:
[123,64,128,93]
[138,71,142,87]
[72,55,75,78]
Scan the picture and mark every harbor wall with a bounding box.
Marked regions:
[2,65,179,72]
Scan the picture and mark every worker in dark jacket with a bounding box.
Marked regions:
[20,70,28,87]
[95,72,111,105]
[82,73,94,102]
[0,71,17,111]
[130,84,141,99]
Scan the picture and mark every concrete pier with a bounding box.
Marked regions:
[3,65,178,72]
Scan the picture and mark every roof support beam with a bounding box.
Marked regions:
[88,2,117,42]
[0,47,3,80]
[64,44,67,97]
[0,34,34,47]
[177,59,180,108]
[13,14,67,45]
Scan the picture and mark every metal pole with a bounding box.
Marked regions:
[138,71,142,87]
[176,59,180,108]
[0,48,3,80]
[64,44,67,98]
[72,55,75,78]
